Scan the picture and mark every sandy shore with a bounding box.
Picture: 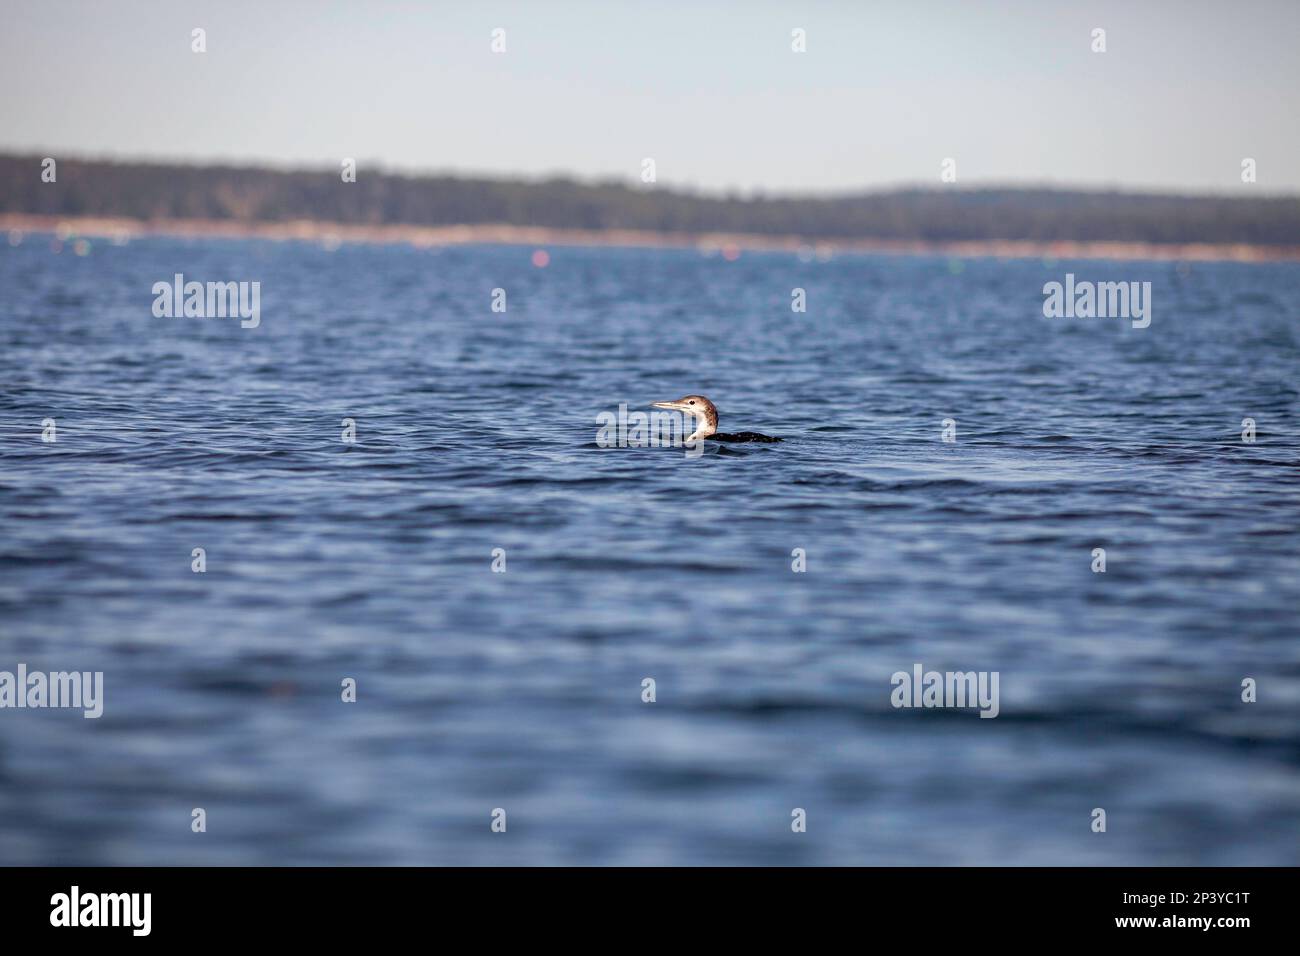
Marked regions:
[5,213,1298,263]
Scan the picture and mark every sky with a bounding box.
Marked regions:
[2,0,1297,195]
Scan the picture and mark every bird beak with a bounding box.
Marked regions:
[651,400,685,411]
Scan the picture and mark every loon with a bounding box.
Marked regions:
[651,395,782,443]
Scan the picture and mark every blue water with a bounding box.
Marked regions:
[1,234,1298,865]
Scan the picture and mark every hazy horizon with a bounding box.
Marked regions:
[2,0,1298,197]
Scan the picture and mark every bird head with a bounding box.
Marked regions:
[651,395,716,422]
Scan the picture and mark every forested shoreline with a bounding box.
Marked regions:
[3,154,1298,246]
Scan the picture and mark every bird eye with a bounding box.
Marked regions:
[689,401,695,405]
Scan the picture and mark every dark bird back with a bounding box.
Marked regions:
[712,431,782,443]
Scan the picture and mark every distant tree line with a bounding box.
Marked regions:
[3,154,1298,245]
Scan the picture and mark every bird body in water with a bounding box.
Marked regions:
[651,395,782,443]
